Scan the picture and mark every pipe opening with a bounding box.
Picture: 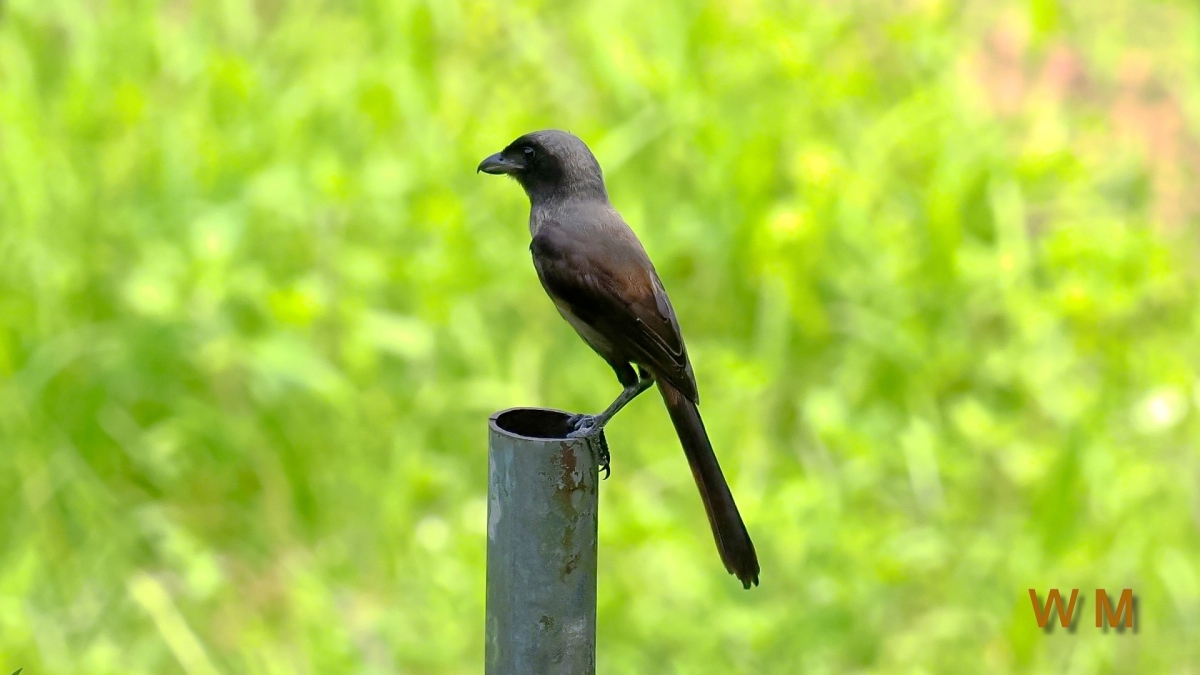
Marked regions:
[491,408,576,439]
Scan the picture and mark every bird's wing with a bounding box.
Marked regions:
[531,219,699,402]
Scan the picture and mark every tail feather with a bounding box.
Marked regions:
[659,381,759,588]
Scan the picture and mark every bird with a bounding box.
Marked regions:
[478,130,759,589]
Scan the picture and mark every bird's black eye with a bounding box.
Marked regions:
[522,146,536,159]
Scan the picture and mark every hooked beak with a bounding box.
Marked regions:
[477,152,522,175]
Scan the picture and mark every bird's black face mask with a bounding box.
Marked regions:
[478,139,544,175]
[478,132,601,202]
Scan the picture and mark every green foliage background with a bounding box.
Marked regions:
[2,0,1199,672]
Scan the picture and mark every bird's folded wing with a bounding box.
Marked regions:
[531,222,699,402]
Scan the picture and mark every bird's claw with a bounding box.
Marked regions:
[595,432,610,479]
[566,414,610,479]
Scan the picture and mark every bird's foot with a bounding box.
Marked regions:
[566,414,610,479]
[566,413,597,438]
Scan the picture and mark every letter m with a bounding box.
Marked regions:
[1029,588,1079,628]
[1096,589,1134,629]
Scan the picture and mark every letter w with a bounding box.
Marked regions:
[1029,588,1079,628]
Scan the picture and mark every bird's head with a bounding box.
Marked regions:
[477,130,607,203]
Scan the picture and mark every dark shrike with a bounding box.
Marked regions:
[478,130,759,589]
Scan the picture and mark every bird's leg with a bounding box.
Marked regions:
[567,365,654,478]
[567,366,655,438]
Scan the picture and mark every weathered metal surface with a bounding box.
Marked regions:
[486,407,600,675]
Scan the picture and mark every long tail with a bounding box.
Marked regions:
[658,381,760,588]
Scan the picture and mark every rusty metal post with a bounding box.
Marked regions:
[486,407,600,675]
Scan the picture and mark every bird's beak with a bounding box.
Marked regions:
[477,152,522,175]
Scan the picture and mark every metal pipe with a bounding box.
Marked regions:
[485,407,601,675]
